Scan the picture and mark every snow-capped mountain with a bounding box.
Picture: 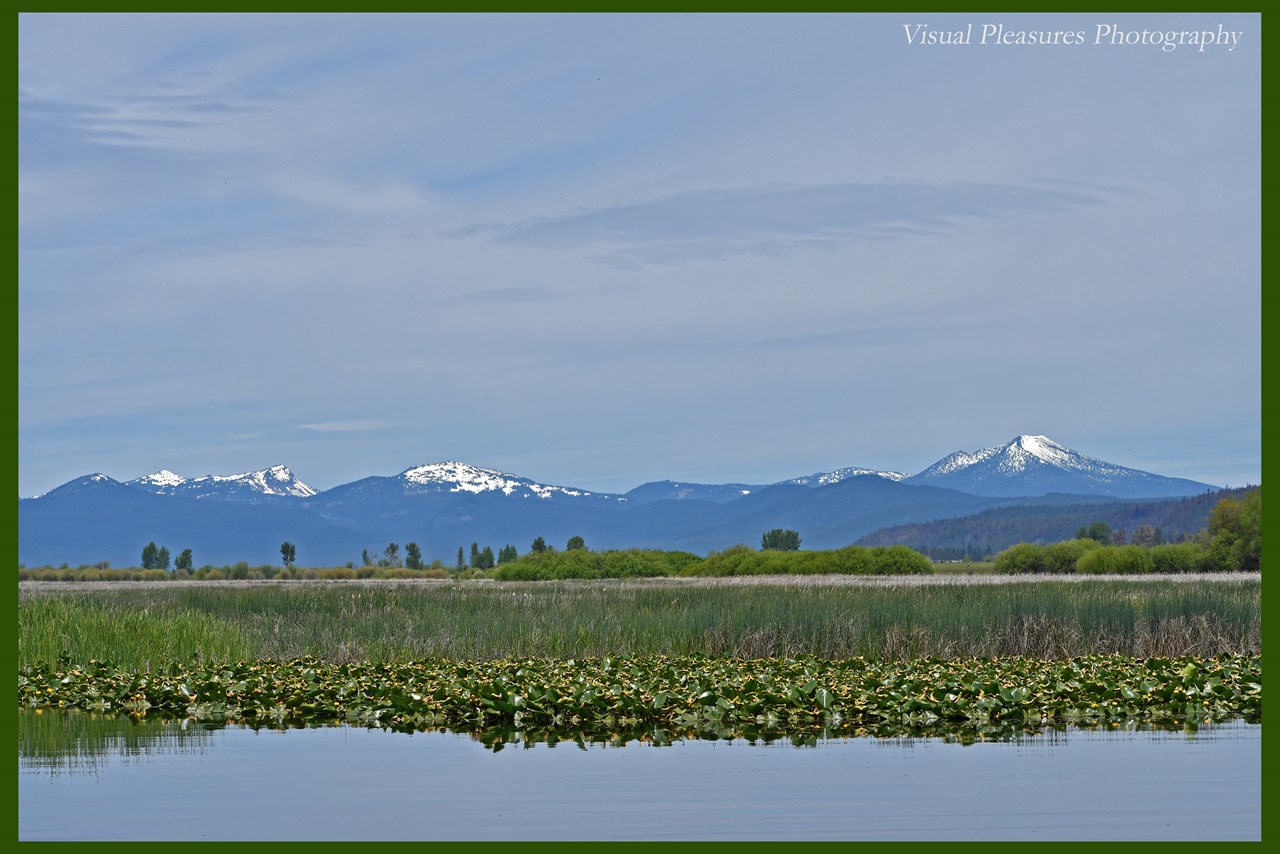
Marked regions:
[305,461,626,514]
[20,436,1226,567]
[907,435,1216,498]
[397,461,621,501]
[785,466,909,487]
[127,464,317,501]
[35,472,122,499]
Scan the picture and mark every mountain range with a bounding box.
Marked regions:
[18,435,1222,569]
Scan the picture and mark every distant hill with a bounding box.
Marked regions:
[855,487,1245,559]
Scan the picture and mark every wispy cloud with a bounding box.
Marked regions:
[295,420,392,433]
[469,180,1105,262]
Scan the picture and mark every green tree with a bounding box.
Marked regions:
[531,536,547,553]
[156,546,170,570]
[479,546,495,569]
[281,542,296,567]
[761,528,801,551]
[140,542,159,570]
[456,546,466,571]
[175,549,193,571]
[405,542,423,570]
[497,544,518,564]
[1207,488,1262,572]
[384,542,400,567]
[470,542,481,567]
[1076,522,1113,545]
[566,535,586,551]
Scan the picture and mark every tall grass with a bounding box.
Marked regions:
[18,576,1260,667]
[18,595,257,669]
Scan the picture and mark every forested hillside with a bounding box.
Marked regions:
[855,487,1250,559]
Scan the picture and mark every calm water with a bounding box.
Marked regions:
[19,710,1260,841]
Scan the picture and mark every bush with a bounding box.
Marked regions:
[1077,545,1155,574]
[1042,538,1103,574]
[1149,542,1212,574]
[993,543,1048,574]
[869,545,935,575]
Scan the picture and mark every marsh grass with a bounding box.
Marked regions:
[18,575,1260,667]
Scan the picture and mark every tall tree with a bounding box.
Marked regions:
[456,546,466,571]
[1207,488,1262,571]
[156,546,170,570]
[384,543,400,567]
[281,542,296,567]
[140,542,159,570]
[566,535,586,551]
[761,528,801,551]
[531,536,547,554]
[405,542,423,570]
[175,549,193,571]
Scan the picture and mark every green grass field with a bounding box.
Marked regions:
[19,574,1260,668]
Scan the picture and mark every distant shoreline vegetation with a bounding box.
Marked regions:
[17,487,1260,582]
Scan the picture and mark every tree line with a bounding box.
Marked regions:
[858,486,1255,560]
[993,488,1260,574]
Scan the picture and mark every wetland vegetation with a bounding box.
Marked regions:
[18,574,1261,739]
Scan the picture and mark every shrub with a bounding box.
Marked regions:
[1042,538,1103,574]
[993,543,1048,574]
[869,545,935,575]
[1149,542,1211,574]
[1077,545,1155,575]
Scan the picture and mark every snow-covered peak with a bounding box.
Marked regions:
[786,466,909,487]
[907,434,1214,498]
[126,465,316,498]
[203,465,318,497]
[134,470,188,487]
[919,435,1096,477]
[400,461,600,499]
[1001,435,1074,470]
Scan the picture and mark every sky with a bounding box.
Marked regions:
[18,12,1261,497]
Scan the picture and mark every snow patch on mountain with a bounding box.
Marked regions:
[917,435,1128,479]
[908,435,1215,498]
[128,465,317,498]
[134,470,187,488]
[400,461,608,500]
[786,467,909,487]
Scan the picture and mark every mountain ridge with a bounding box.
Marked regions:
[19,435,1226,568]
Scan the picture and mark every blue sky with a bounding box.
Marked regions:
[18,12,1261,496]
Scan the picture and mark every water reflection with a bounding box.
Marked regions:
[19,709,1260,841]
[19,709,216,777]
[18,706,1239,767]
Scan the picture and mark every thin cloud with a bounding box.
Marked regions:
[475,180,1105,261]
[295,420,392,433]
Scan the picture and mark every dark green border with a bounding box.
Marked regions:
[9,6,1267,850]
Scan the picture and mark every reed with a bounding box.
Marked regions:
[18,576,1260,667]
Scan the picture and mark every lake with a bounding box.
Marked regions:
[18,709,1260,841]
